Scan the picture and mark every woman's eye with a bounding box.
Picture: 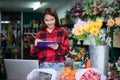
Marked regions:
[45,18,55,22]
[51,19,54,21]
[44,19,49,21]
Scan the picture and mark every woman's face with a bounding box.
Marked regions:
[44,14,56,29]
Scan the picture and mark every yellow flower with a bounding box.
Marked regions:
[95,18,103,28]
[89,27,100,36]
[107,18,115,27]
[89,21,95,28]
[83,25,90,32]
[75,28,83,35]
[72,18,104,45]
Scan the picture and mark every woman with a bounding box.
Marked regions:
[30,8,69,71]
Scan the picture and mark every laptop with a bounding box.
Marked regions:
[4,59,39,80]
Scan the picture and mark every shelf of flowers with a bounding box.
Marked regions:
[67,45,90,69]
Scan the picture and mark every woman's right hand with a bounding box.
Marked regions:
[34,39,43,46]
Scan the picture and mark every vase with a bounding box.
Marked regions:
[89,45,109,76]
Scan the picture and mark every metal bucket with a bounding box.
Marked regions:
[89,45,109,76]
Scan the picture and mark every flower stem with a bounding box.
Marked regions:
[87,33,94,45]
[95,34,102,45]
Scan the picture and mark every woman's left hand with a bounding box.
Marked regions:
[48,43,59,50]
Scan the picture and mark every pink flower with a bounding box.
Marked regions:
[93,10,98,15]
[80,70,101,80]
[75,13,80,16]
[76,7,80,10]
[99,8,103,11]
[110,72,116,78]
[72,13,75,16]
[93,8,97,11]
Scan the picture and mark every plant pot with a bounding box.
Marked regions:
[89,45,109,76]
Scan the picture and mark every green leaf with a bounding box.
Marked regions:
[74,33,87,41]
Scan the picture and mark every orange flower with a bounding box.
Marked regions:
[115,17,120,26]
[60,67,77,80]
[107,19,115,27]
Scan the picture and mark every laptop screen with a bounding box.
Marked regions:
[4,59,39,80]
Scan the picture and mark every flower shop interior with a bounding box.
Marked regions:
[0,0,120,80]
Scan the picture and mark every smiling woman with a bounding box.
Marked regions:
[30,7,69,71]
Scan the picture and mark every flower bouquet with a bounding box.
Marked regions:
[80,70,101,80]
[75,68,106,80]
[59,66,76,80]
[72,18,111,46]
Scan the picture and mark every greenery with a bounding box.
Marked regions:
[82,0,120,21]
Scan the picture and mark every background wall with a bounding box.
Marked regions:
[23,12,41,25]
[57,0,76,19]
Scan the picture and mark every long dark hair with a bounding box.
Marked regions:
[41,8,60,30]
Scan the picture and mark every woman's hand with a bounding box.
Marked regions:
[34,39,43,46]
[48,43,59,50]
